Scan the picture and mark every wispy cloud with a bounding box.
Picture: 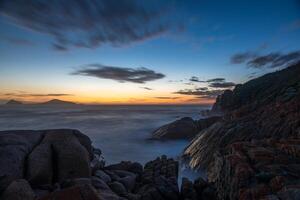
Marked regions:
[72,64,165,84]
[231,50,300,68]
[0,0,175,50]
[2,37,34,46]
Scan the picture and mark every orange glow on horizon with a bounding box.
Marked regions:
[0,93,215,105]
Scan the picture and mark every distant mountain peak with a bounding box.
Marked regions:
[41,99,76,105]
[6,99,23,105]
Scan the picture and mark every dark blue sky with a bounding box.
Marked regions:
[0,0,300,104]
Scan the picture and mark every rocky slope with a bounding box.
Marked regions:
[183,63,300,199]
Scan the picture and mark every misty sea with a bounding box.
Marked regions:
[0,104,209,183]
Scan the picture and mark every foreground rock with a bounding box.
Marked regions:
[181,177,217,200]
[137,155,179,199]
[212,139,300,200]
[152,116,221,140]
[0,130,183,200]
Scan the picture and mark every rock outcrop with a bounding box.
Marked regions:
[211,62,300,114]
[152,116,221,140]
[183,63,300,199]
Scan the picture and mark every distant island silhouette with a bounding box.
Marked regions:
[39,99,77,105]
[5,99,77,106]
[5,99,23,105]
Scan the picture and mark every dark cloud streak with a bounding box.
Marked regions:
[209,82,236,88]
[72,64,165,84]
[189,76,205,82]
[206,78,225,83]
[0,0,173,50]
[174,88,225,98]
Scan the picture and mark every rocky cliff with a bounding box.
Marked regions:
[183,63,300,199]
[212,63,300,114]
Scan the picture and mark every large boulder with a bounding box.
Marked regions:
[47,131,91,182]
[26,129,92,185]
[26,143,53,186]
[0,129,93,195]
[0,131,44,193]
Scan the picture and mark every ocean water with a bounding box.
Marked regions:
[0,104,209,182]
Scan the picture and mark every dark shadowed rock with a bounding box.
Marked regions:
[0,129,92,195]
[137,155,180,200]
[105,161,143,175]
[26,130,92,186]
[0,130,44,193]
[152,116,221,140]
[38,184,101,200]
[152,117,198,140]
[108,181,127,196]
[91,176,110,190]
[193,177,208,195]
[195,116,222,131]
[181,177,197,200]
[94,170,111,183]
[26,143,53,186]
[61,178,92,188]
[43,130,92,182]
[115,171,136,192]
[0,179,35,200]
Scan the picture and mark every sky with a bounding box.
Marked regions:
[0,0,300,104]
